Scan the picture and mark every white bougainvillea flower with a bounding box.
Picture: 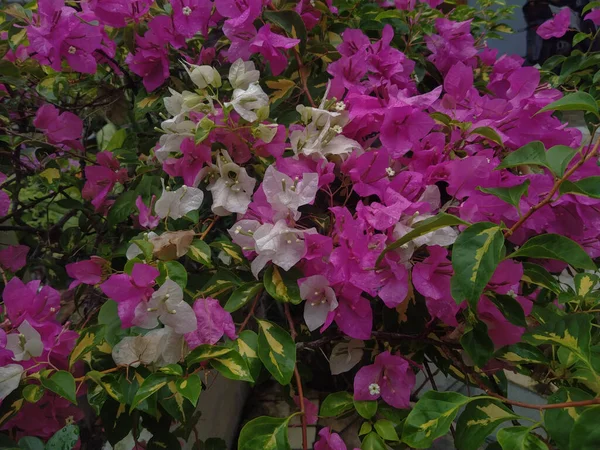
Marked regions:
[0,364,23,401]
[155,181,204,220]
[300,275,338,331]
[6,320,44,362]
[228,59,260,90]
[164,88,184,116]
[207,151,255,216]
[290,120,361,161]
[252,220,316,277]
[225,83,269,123]
[183,62,222,90]
[228,220,261,251]
[112,326,184,368]
[329,339,365,375]
[262,165,319,221]
[154,114,196,163]
[133,279,197,334]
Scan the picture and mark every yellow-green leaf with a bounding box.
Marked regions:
[257,320,296,385]
[263,266,302,304]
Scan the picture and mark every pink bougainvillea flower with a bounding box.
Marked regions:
[163,138,212,187]
[184,297,237,349]
[135,195,160,229]
[0,245,28,273]
[33,104,83,151]
[314,428,347,450]
[380,106,434,157]
[425,18,477,73]
[249,25,300,76]
[0,175,9,217]
[353,351,415,408]
[293,396,318,425]
[413,246,461,326]
[537,8,571,39]
[125,34,171,92]
[586,9,600,26]
[100,264,159,328]
[66,257,106,289]
[478,295,533,348]
[86,0,154,28]
[171,0,212,37]
[82,151,128,212]
[27,1,103,74]
[322,286,373,340]
[2,278,60,327]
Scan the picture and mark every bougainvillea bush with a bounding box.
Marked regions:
[2,0,600,448]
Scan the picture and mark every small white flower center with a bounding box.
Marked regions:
[332,125,343,134]
[182,6,192,15]
[68,46,77,54]
[368,383,381,396]
[334,101,346,111]
[386,167,396,177]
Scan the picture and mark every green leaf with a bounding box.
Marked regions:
[159,364,183,376]
[354,400,378,419]
[569,406,600,450]
[210,349,254,382]
[187,239,213,267]
[461,321,495,367]
[359,422,373,436]
[209,239,245,266]
[361,432,387,450]
[451,222,505,307]
[489,295,527,327]
[522,263,562,294]
[374,419,400,441]
[263,10,307,53]
[455,399,520,450]
[238,415,291,450]
[176,374,202,407]
[195,126,210,144]
[497,426,547,450]
[186,345,233,364]
[546,145,578,177]
[157,260,188,289]
[508,234,596,270]
[479,180,530,208]
[17,437,44,450]
[471,127,503,146]
[320,392,355,417]
[225,282,263,312]
[45,424,79,450]
[583,1,600,13]
[560,176,600,199]
[496,141,548,171]
[130,373,171,412]
[107,190,137,228]
[105,129,127,151]
[41,371,77,405]
[22,384,44,403]
[377,213,469,266]
[228,330,262,382]
[69,325,104,368]
[257,320,296,385]
[131,239,154,261]
[402,391,472,448]
[573,32,590,46]
[263,266,302,304]
[199,269,242,298]
[496,343,548,365]
[538,92,599,116]
[544,387,593,450]
[147,433,182,450]
[525,314,592,359]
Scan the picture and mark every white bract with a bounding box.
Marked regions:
[154,114,195,163]
[155,181,204,220]
[112,326,185,368]
[164,88,184,116]
[300,275,338,331]
[6,320,43,362]
[133,279,197,334]
[262,165,319,220]
[290,120,361,160]
[207,151,255,216]
[228,219,261,251]
[126,232,158,260]
[228,59,260,90]
[184,62,222,90]
[329,339,365,375]
[0,364,23,401]
[251,220,316,277]
[225,83,269,123]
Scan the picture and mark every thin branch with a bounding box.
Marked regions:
[238,291,263,333]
